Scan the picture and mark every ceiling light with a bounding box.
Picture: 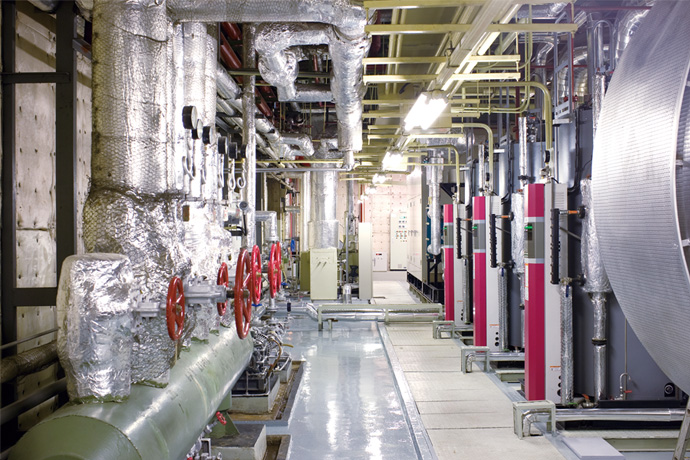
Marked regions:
[382,150,405,171]
[404,91,448,131]
[372,173,386,185]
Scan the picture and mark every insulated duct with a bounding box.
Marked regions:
[243,24,258,248]
[216,65,311,160]
[614,0,653,66]
[254,22,369,153]
[256,211,279,243]
[169,0,369,153]
[592,1,690,392]
[427,151,443,256]
[309,139,341,249]
[581,179,611,293]
[592,291,608,402]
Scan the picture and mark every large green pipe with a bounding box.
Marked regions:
[10,324,253,460]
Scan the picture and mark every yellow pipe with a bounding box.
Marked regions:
[464,81,553,151]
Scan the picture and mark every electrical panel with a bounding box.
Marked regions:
[310,248,338,300]
[390,211,408,270]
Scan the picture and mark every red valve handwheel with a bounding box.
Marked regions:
[216,262,229,316]
[268,242,282,299]
[166,276,185,341]
[250,244,262,305]
[215,411,227,426]
[234,248,252,339]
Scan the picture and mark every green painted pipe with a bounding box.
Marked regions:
[10,324,253,460]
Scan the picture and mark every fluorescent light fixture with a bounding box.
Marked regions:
[404,91,448,131]
[382,150,405,171]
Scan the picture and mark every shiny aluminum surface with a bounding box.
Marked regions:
[592,1,690,392]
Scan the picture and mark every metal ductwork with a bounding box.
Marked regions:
[614,0,654,65]
[217,65,313,160]
[255,23,332,102]
[308,139,341,249]
[282,133,315,157]
[593,1,690,394]
[256,211,279,242]
[254,22,369,153]
[168,0,369,154]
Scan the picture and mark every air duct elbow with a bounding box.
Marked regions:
[255,211,279,242]
[282,133,315,157]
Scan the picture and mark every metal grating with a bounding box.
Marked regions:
[592,1,690,393]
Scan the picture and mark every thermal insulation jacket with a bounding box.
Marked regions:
[592,1,690,393]
[10,324,253,460]
[57,254,134,402]
[581,179,611,293]
[511,192,525,275]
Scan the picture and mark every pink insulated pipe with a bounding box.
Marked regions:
[444,204,455,322]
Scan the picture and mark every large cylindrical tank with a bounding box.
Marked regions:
[10,325,253,460]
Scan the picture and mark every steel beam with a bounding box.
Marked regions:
[364,72,520,83]
[55,1,78,285]
[365,23,577,35]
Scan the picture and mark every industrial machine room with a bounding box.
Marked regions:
[3,0,690,459]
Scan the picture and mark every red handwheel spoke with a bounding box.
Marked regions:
[216,262,229,316]
[250,245,262,305]
[233,249,251,339]
[166,277,185,341]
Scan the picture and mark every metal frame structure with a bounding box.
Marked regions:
[1,1,78,452]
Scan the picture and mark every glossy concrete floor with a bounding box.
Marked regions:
[272,272,681,459]
[280,317,419,459]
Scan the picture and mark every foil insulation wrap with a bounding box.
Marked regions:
[83,189,192,296]
[167,0,367,40]
[171,23,186,193]
[580,179,611,293]
[511,193,525,274]
[92,0,172,195]
[255,23,330,101]
[57,254,134,402]
[131,314,175,387]
[329,30,369,152]
[560,282,574,404]
[184,203,236,278]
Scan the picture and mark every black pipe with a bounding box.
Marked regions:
[489,213,497,268]
[551,208,560,285]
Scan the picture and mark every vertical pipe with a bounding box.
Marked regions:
[560,282,574,405]
[345,178,355,282]
[242,25,257,248]
[593,291,608,402]
[427,151,443,255]
[518,117,528,189]
[592,73,606,137]
[477,144,486,195]
[301,172,311,253]
[204,24,218,202]
[183,23,207,199]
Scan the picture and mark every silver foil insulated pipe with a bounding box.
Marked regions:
[426,151,443,256]
[593,291,608,402]
[242,24,258,248]
[255,211,279,242]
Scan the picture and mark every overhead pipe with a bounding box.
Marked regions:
[169,0,369,154]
